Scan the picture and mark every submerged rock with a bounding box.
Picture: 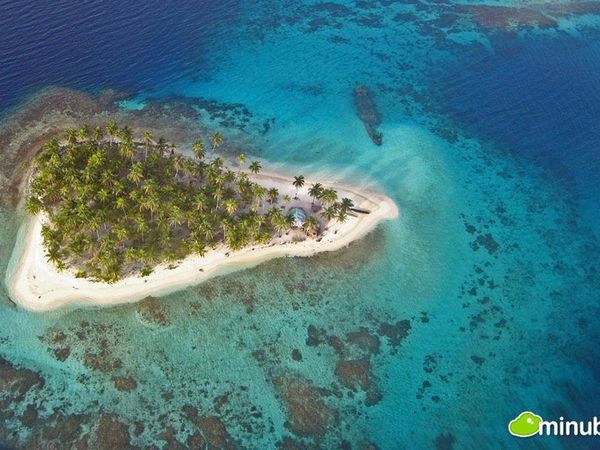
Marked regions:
[354,85,383,145]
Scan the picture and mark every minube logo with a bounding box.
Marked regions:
[509,411,600,437]
[508,411,543,437]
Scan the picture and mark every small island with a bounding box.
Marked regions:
[6,122,398,311]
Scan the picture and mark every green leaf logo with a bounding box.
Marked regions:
[508,411,543,438]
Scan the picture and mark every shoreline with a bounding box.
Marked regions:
[5,172,398,311]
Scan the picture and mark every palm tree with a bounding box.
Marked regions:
[202,224,215,242]
[114,226,129,242]
[267,187,279,204]
[115,197,127,212]
[88,214,102,240]
[142,194,159,219]
[93,126,104,143]
[193,192,207,213]
[142,179,157,195]
[308,183,323,205]
[238,153,246,171]
[121,126,133,143]
[269,211,288,233]
[124,247,137,263]
[192,140,205,160]
[143,131,153,159]
[173,155,185,177]
[249,161,262,174]
[303,215,319,235]
[323,205,339,222]
[119,141,134,161]
[65,128,78,146]
[168,205,184,227]
[78,123,90,142]
[211,132,223,150]
[135,216,148,241]
[98,188,109,203]
[42,138,59,156]
[211,157,224,170]
[254,185,267,210]
[106,120,118,145]
[25,196,43,215]
[46,246,62,266]
[340,197,354,212]
[224,199,238,215]
[156,137,167,157]
[292,175,305,199]
[321,188,338,205]
[128,162,144,184]
[189,234,207,256]
[224,169,236,183]
[213,188,223,209]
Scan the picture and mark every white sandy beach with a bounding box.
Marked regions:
[5,172,398,311]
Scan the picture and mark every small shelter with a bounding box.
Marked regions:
[288,207,307,228]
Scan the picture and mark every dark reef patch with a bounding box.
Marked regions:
[470,233,499,255]
[346,327,380,355]
[273,376,338,440]
[335,358,371,392]
[0,356,44,403]
[377,320,411,350]
[354,85,383,145]
[135,296,170,327]
[291,349,303,361]
[434,432,456,450]
[41,321,127,374]
[456,5,557,31]
[24,412,90,450]
[182,404,237,449]
[94,415,135,450]
[112,376,138,392]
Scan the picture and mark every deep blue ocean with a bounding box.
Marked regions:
[1,1,600,449]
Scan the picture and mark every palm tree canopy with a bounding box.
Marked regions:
[27,123,338,282]
[211,132,223,149]
[293,175,305,189]
[249,161,262,174]
[192,140,205,160]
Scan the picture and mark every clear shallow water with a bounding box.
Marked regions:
[1,1,600,449]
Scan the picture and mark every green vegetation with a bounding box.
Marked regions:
[25,123,356,283]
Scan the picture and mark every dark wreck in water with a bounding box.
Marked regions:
[354,85,382,145]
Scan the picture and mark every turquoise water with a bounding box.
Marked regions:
[1,1,600,448]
